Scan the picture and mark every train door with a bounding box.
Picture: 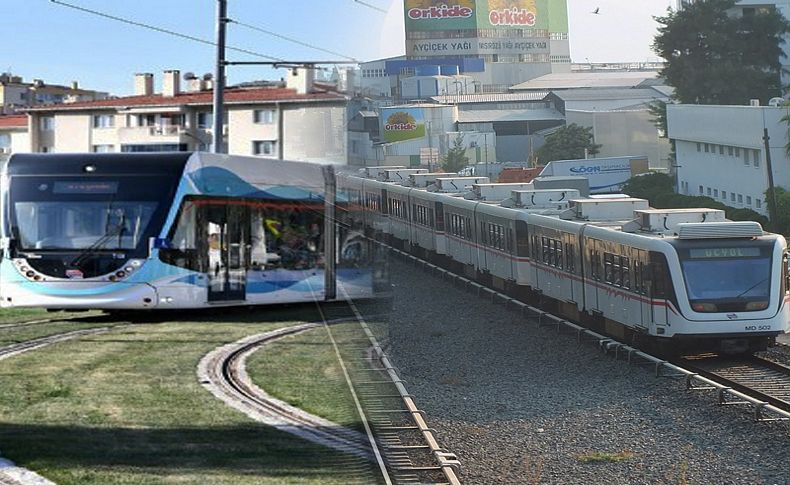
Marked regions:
[204,202,249,302]
[634,249,651,328]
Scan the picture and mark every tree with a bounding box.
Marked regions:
[653,0,790,105]
[536,124,601,163]
[648,99,675,163]
[440,134,470,173]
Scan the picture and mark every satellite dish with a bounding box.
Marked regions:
[183,72,197,80]
[769,97,785,107]
[202,73,213,81]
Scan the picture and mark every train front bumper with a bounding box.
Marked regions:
[0,281,159,310]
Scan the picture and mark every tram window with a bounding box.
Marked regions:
[565,243,575,273]
[604,252,614,284]
[160,200,201,271]
[621,256,631,289]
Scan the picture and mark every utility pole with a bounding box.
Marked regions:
[212,0,228,154]
[484,132,489,178]
[763,128,779,230]
[427,121,433,171]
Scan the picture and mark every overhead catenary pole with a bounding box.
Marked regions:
[212,0,228,154]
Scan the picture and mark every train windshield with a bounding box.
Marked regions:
[10,176,173,254]
[677,244,773,312]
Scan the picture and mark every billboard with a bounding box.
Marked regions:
[404,0,555,57]
[404,0,477,32]
[381,107,426,143]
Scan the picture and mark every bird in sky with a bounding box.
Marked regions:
[592,7,600,14]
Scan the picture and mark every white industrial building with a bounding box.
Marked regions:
[667,104,790,216]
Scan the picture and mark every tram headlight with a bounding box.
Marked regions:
[115,271,126,278]
[745,301,768,311]
[692,302,717,312]
[125,267,134,273]
[25,271,35,278]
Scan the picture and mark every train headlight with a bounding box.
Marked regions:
[692,302,717,312]
[115,271,126,278]
[745,301,768,311]
[125,267,134,273]
[25,271,35,278]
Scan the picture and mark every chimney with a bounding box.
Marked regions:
[163,69,180,97]
[134,73,154,96]
[286,67,315,95]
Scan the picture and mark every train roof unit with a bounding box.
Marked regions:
[504,188,580,211]
[562,197,649,222]
[465,183,534,201]
[408,172,454,188]
[380,168,427,182]
[429,176,490,193]
[364,165,405,179]
[621,208,725,236]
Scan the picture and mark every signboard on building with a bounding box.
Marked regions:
[404,0,559,58]
[381,107,426,143]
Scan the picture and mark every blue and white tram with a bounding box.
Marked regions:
[0,152,378,310]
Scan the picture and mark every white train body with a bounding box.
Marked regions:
[344,170,790,352]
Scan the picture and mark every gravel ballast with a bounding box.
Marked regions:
[366,258,790,484]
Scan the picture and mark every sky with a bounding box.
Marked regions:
[1,0,675,96]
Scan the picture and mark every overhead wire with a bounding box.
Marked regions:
[352,0,388,14]
[228,19,358,62]
[48,0,285,62]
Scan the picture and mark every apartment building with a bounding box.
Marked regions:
[26,69,348,164]
[0,73,108,114]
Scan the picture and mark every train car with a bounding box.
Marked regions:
[0,152,379,310]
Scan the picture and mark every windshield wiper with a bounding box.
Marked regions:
[734,277,770,299]
[70,217,126,268]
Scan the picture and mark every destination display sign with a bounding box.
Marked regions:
[688,248,761,259]
[53,181,119,194]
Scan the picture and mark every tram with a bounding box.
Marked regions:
[0,152,381,309]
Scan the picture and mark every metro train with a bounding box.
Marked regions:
[339,167,790,354]
[0,152,381,310]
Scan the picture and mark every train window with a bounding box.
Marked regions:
[480,222,487,245]
[565,243,575,273]
[531,235,539,260]
[554,240,563,269]
[466,217,472,240]
[590,250,600,280]
[621,256,631,289]
[161,200,201,271]
[604,252,614,284]
[507,228,513,253]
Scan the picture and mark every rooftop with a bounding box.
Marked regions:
[0,115,27,128]
[26,86,346,112]
[511,71,661,91]
[430,92,551,104]
[551,88,669,102]
[458,108,564,123]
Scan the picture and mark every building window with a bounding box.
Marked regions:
[39,116,55,131]
[735,147,740,157]
[696,142,701,152]
[707,187,711,196]
[744,150,750,165]
[719,145,724,155]
[713,189,718,198]
[699,185,703,195]
[93,114,114,129]
[704,143,709,153]
[711,144,717,153]
[728,146,734,156]
[722,191,727,200]
[253,140,275,156]
[753,149,760,167]
[253,109,275,124]
[197,112,213,129]
[731,193,736,202]
[746,196,752,205]
[92,144,114,153]
[756,199,762,209]
[738,194,743,203]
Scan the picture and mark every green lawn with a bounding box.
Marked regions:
[245,323,366,432]
[0,308,60,324]
[0,306,378,484]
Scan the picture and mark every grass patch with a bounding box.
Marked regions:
[0,308,59,324]
[577,450,635,463]
[0,306,378,484]
[245,323,366,432]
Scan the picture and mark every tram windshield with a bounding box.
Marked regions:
[677,245,773,312]
[9,176,173,253]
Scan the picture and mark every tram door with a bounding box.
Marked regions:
[204,203,249,302]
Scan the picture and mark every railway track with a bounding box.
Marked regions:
[383,243,790,426]
[681,355,790,411]
[0,327,114,362]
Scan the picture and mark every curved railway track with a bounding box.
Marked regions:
[198,323,375,461]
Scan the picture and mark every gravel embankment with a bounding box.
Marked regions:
[367,258,790,484]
